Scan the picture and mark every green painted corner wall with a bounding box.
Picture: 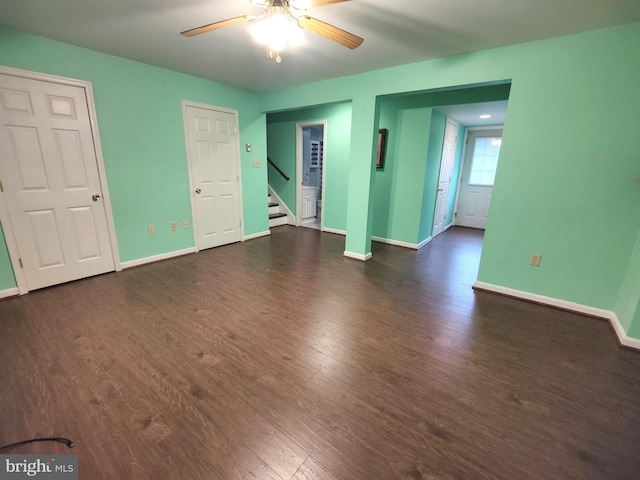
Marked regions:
[0,27,268,272]
[445,124,466,227]
[615,227,640,335]
[266,102,352,231]
[0,223,16,290]
[419,109,446,243]
[477,24,640,310]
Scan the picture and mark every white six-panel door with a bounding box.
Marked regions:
[432,119,458,237]
[184,104,242,250]
[0,73,115,290]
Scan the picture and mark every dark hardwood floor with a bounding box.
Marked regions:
[1,226,639,479]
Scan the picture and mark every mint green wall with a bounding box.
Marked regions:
[261,22,640,329]
[445,124,466,227]
[478,26,640,311]
[266,102,352,231]
[0,26,267,268]
[266,120,296,211]
[373,103,432,243]
[630,304,640,339]
[0,224,16,290]
[419,110,446,243]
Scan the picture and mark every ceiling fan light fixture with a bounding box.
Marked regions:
[249,9,304,52]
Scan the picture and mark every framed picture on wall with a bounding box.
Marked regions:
[377,128,388,169]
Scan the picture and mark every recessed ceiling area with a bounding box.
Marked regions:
[436,101,509,127]
[1,0,639,91]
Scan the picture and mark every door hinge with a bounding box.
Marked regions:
[239,220,242,227]
[19,258,23,268]
[0,180,3,192]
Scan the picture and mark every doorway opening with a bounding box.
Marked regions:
[296,122,326,230]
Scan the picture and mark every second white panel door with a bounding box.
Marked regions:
[185,105,241,250]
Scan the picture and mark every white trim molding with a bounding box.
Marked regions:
[473,281,640,351]
[243,230,271,241]
[371,236,432,250]
[322,227,346,236]
[344,251,373,261]
[0,287,19,299]
[121,247,196,269]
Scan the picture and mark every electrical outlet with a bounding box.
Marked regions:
[148,224,155,235]
[170,221,177,231]
[530,253,542,267]
[252,160,260,168]
[183,220,189,229]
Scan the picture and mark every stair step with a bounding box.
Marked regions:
[268,202,278,207]
[269,212,287,220]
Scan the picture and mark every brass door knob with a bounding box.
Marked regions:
[195,188,202,194]
[92,193,101,201]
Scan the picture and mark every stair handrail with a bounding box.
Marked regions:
[267,157,290,181]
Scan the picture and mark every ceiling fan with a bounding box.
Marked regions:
[180,0,363,62]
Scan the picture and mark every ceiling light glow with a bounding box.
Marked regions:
[479,114,491,119]
[250,9,303,52]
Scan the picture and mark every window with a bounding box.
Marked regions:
[469,137,501,186]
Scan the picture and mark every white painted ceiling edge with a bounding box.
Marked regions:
[1,0,639,92]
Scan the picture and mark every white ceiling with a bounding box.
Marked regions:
[436,101,508,127]
[1,0,639,92]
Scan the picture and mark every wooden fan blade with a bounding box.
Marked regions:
[298,15,363,49]
[309,0,352,7]
[180,15,255,37]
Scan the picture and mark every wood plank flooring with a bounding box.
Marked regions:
[1,226,639,479]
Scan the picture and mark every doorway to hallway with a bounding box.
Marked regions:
[296,122,326,230]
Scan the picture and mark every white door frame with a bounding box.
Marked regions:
[181,100,244,251]
[453,125,504,225]
[295,121,327,228]
[0,66,121,295]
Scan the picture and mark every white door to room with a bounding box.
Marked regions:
[0,73,115,291]
[184,103,242,250]
[432,119,458,237]
[456,128,503,229]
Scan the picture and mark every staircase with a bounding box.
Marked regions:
[268,194,288,228]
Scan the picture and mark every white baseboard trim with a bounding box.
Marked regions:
[121,247,196,269]
[0,287,19,299]
[370,235,432,250]
[344,250,373,261]
[417,236,433,250]
[473,281,640,351]
[243,230,271,241]
[444,223,454,232]
[322,227,346,236]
